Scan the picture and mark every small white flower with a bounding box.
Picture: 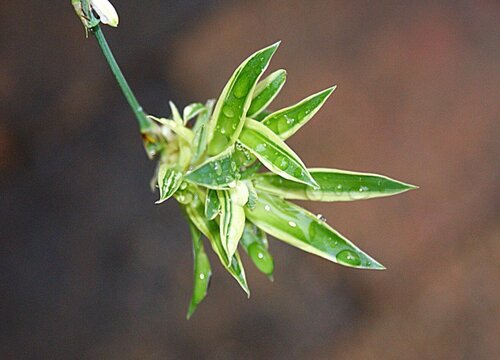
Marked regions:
[90,0,119,27]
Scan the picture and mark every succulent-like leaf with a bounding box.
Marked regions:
[245,193,385,270]
[204,189,220,220]
[155,164,183,204]
[184,195,250,295]
[253,168,417,201]
[207,42,280,156]
[262,87,335,139]
[186,219,212,319]
[191,100,215,165]
[247,69,287,118]
[217,183,248,261]
[183,102,205,124]
[239,118,318,188]
[240,222,274,278]
[185,148,239,189]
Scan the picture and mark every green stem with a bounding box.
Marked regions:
[91,25,151,132]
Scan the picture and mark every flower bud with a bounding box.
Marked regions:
[90,0,119,27]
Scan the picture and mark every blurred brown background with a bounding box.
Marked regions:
[1,1,499,359]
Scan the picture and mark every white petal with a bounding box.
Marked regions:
[90,0,119,27]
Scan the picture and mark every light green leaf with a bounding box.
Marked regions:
[155,164,183,204]
[217,183,248,261]
[244,180,258,210]
[205,189,220,220]
[207,42,280,156]
[183,102,206,124]
[185,148,239,189]
[191,100,215,165]
[241,222,274,278]
[150,116,194,143]
[253,168,417,201]
[186,219,212,319]
[245,193,385,270]
[239,118,318,188]
[169,101,183,124]
[247,69,287,118]
[184,192,249,295]
[262,86,335,139]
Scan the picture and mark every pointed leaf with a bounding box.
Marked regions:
[191,100,215,165]
[205,189,220,220]
[217,183,248,261]
[186,220,212,319]
[183,102,206,124]
[169,101,183,124]
[207,42,280,156]
[156,164,183,204]
[185,148,239,189]
[247,69,287,118]
[241,222,274,278]
[184,193,249,295]
[262,86,335,139]
[245,193,385,270]
[239,118,318,188]
[253,168,417,201]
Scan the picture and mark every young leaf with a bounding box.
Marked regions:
[151,117,194,143]
[240,222,274,278]
[204,189,220,220]
[186,219,212,319]
[247,69,287,118]
[184,193,249,295]
[207,42,280,156]
[183,102,205,124]
[253,168,417,201]
[245,193,385,270]
[239,118,318,188]
[191,100,215,165]
[185,148,239,189]
[169,101,183,124]
[262,86,335,139]
[155,164,183,204]
[217,183,248,261]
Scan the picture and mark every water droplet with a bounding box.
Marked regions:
[248,243,274,275]
[288,221,297,228]
[336,250,361,266]
[180,182,187,190]
[316,213,327,222]
[223,106,234,118]
[264,205,271,211]
[234,79,249,98]
[278,157,289,170]
[255,143,267,153]
[199,273,205,280]
[220,128,226,134]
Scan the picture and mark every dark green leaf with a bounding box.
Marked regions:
[204,189,220,220]
[241,222,274,278]
[185,148,239,189]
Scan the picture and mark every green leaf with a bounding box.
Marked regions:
[204,189,220,220]
[184,192,249,295]
[169,101,183,124]
[207,42,280,156]
[185,148,239,189]
[191,100,215,165]
[253,168,417,201]
[245,193,385,270]
[247,69,287,118]
[151,117,194,143]
[155,164,183,204]
[262,86,335,139]
[239,118,318,188]
[252,110,271,121]
[217,183,248,261]
[241,222,274,278]
[186,219,212,319]
[183,102,205,124]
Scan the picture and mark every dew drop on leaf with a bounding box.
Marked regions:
[336,250,361,266]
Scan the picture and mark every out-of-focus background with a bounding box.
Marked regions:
[1,1,498,359]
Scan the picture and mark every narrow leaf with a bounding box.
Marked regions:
[262,86,335,139]
[205,189,220,220]
[186,219,212,319]
[217,183,248,261]
[239,118,318,188]
[241,222,274,278]
[253,168,417,201]
[191,100,215,165]
[151,117,194,143]
[169,101,183,124]
[245,193,385,270]
[184,192,250,295]
[252,109,271,121]
[247,69,287,118]
[156,164,183,204]
[207,42,280,156]
[183,102,205,124]
[185,148,239,189]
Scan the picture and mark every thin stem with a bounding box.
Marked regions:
[91,25,151,132]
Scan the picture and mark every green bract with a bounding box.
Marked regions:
[145,43,417,318]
